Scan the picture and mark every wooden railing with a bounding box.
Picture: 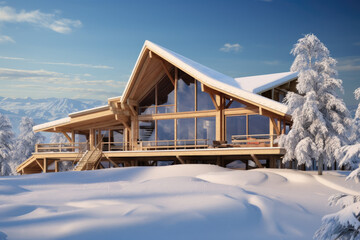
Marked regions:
[140,139,209,150]
[101,142,130,151]
[231,134,279,147]
[35,142,89,153]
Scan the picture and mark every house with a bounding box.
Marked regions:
[16,41,298,174]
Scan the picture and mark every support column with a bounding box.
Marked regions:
[43,158,47,173]
[89,128,95,150]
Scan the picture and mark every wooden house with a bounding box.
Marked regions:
[16,41,298,174]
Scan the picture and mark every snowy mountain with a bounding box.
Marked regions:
[0,97,106,135]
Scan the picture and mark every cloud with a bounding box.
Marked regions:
[220,43,242,53]
[0,55,114,69]
[0,6,81,34]
[337,57,360,71]
[0,56,25,60]
[39,61,114,69]
[0,35,15,43]
[0,67,124,88]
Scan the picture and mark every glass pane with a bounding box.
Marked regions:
[139,88,155,115]
[156,105,175,114]
[177,70,195,112]
[226,116,246,143]
[157,119,174,146]
[112,129,124,150]
[196,117,215,146]
[196,80,215,111]
[139,120,155,147]
[226,99,246,109]
[157,74,175,114]
[248,115,269,135]
[177,118,195,145]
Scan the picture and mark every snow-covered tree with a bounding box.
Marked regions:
[314,193,360,239]
[11,117,44,174]
[280,34,352,175]
[0,114,14,176]
[314,89,360,239]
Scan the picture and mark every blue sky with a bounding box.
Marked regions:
[0,0,359,107]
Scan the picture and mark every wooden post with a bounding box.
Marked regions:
[89,128,95,150]
[43,158,47,173]
[269,118,274,147]
[55,160,58,172]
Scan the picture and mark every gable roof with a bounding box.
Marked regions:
[122,41,295,116]
[235,72,298,94]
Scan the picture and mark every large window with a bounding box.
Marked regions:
[157,119,174,145]
[157,75,175,114]
[177,70,195,112]
[197,117,215,145]
[139,88,155,115]
[196,81,215,111]
[226,116,246,143]
[248,115,269,135]
[139,120,155,142]
[139,75,174,115]
[177,118,195,145]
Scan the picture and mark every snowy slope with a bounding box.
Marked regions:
[0,165,358,240]
[0,97,105,135]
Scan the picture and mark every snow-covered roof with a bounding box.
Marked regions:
[33,117,71,132]
[68,105,109,118]
[123,40,292,115]
[234,72,298,93]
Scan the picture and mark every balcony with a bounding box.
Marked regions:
[34,134,280,153]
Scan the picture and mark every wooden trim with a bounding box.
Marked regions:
[138,110,216,120]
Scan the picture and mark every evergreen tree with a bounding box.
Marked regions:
[0,114,14,176]
[280,34,352,175]
[11,117,44,174]
[314,89,360,239]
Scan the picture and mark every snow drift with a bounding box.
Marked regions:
[0,165,359,240]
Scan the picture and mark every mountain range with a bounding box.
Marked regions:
[0,97,106,136]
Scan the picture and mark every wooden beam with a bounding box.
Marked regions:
[127,104,137,117]
[251,154,263,168]
[149,50,153,59]
[225,99,233,109]
[61,131,72,143]
[270,117,281,135]
[176,156,186,164]
[209,94,219,110]
[35,159,44,171]
[160,59,175,86]
[55,160,59,172]
[104,155,119,168]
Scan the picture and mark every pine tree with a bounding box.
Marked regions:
[314,89,360,239]
[11,117,44,174]
[280,34,352,175]
[0,114,14,176]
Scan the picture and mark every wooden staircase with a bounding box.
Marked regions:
[73,149,103,171]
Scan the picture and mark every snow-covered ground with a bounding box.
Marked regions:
[0,165,359,240]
